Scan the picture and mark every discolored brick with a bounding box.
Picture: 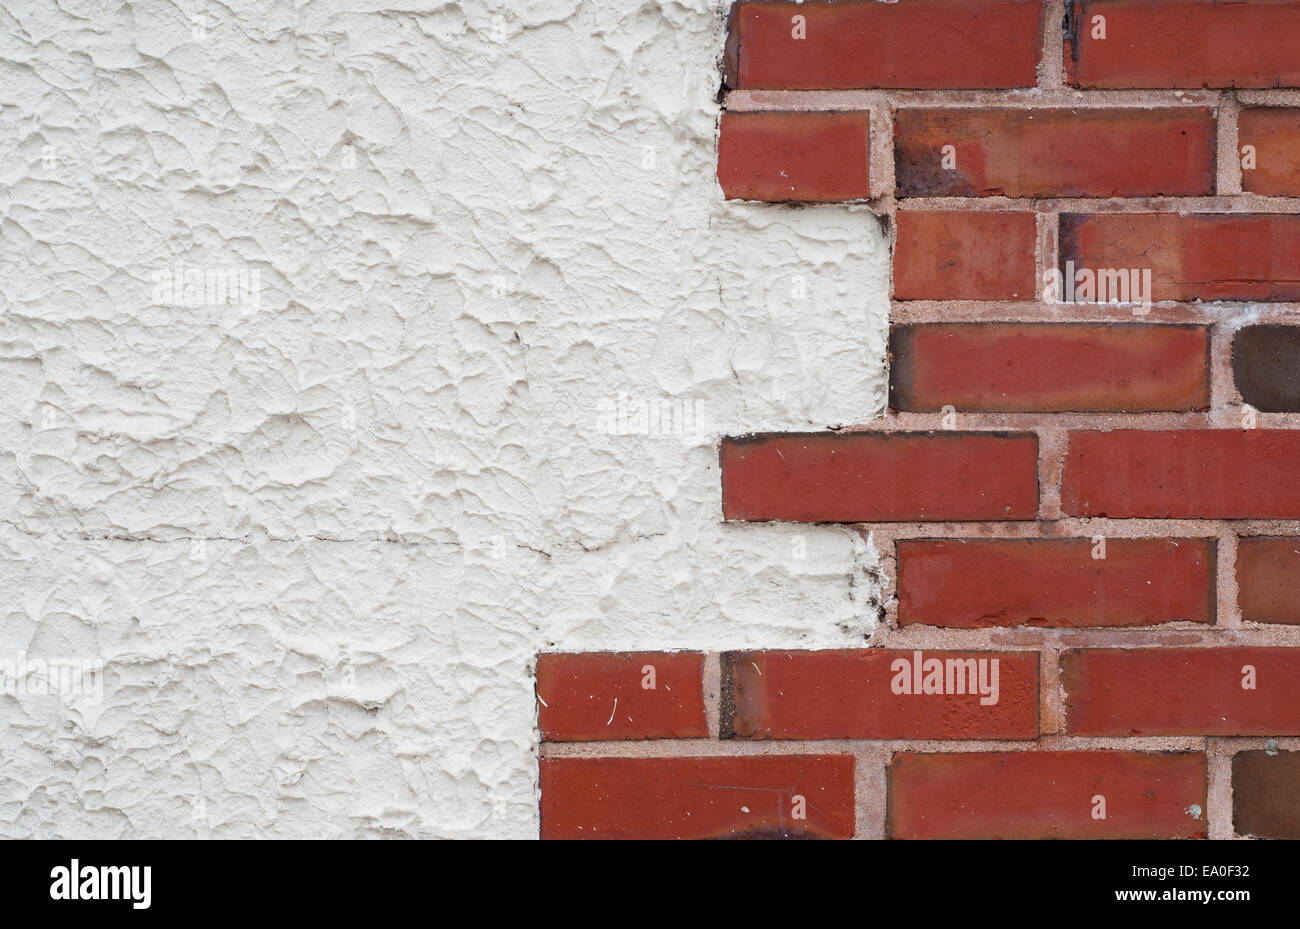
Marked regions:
[1233,751,1300,839]
[895,108,1215,198]
[1232,325,1300,412]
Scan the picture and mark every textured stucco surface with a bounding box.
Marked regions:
[0,0,888,837]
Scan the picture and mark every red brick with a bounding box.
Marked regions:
[888,751,1207,839]
[717,111,869,202]
[1061,648,1300,736]
[890,323,1209,412]
[1060,213,1300,303]
[536,652,707,742]
[723,649,1038,740]
[1238,108,1300,197]
[1233,751,1300,839]
[897,538,1215,628]
[1068,0,1300,89]
[720,432,1039,523]
[727,0,1042,90]
[539,754,855,839]
[892,211,1037,300]
[1237,537,1300,625]
[894,108,1215,198]
[1061,430,1300,519]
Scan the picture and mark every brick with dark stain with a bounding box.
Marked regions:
[1233,750,1300,839]
[1232,325,1300,412]
[895,108,1215,198]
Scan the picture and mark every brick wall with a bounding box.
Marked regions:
[537,0,1300,839]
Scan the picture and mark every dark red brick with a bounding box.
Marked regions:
[888,751,1207,839]
[536,652,707,742]
[890,323,1209,412]
[727,0,1042,90]
[1068,0,1300,89]
[1238,108,1300,196]
[718,110,870,202]
[892,211,1037,300]
[895,108,1215,198]
[1059,213,1300,303]
[897,537,1215,628]
[720,431,1039,523]
[724,649,1038,740]
[1061,430,1300,519]
[1236,537,1300,625]
[1062,648,1300,736]
[539,754,855,839]
[1233,750,1300,839]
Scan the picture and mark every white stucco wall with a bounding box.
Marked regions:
[0,0,888,838]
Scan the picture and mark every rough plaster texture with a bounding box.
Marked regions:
[0,0,888,837]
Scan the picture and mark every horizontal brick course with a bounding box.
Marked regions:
[889,323,1210,412]
[720,431,1039,523]
[540,754,856,839]
[536,652,707,741]
[727,0,1043,90]
[717,110,870,202]
[1061,429,1300,519]
[723,649,1038,740]
[894,108,1215,198]
[896,537,1215,628]
[1059,213,1300,303]
[1062,648,1300,736]
[1068,0,1300,89]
